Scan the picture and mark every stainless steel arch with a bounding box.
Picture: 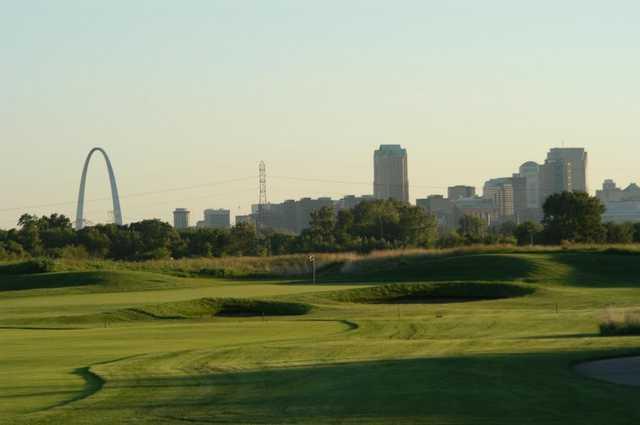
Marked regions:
[75,148,123,230]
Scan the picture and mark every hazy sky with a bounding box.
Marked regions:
[2,1,639,229]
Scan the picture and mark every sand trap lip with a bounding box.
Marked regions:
[575,356,640,387]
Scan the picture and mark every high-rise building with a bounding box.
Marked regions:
[546,148,588,193]
[374,145,409,203]
[539,159,572,204]
[483,178,514,219]
[518,162,541,209]
[447,185,476,200]
[510,174,528,222]
[197,209,231,229]
[172,208,190,230]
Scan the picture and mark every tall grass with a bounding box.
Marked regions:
[600,308,640,336]
[9,244,640,279]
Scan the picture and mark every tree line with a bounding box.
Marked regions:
[1,193,639,261]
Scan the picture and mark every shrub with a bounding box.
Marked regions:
[0,257,56,275]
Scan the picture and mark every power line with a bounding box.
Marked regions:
[0,176,256,214]
[1,174,450,217]
[270,175,448,190]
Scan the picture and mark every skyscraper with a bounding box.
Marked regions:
[545,148,588,192]
[539,159,572,204]
[517,162,540,208]
[373,145,409,203]
[538,147,588,205]
[173,208,190,230]
[483,178,514,219]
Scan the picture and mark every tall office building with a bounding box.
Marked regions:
[518,162,541,209]
[374,145,409,203]
[545,148,588,192]
[539,156,573,203]
[173,208,190,230]
[447,185,476,200]
[483,178,515,219]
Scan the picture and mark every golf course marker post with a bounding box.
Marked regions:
[308,255,316,284]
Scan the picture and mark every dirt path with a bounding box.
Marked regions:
[576,356,640,386]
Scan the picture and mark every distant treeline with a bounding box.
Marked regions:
[1,194,639,261]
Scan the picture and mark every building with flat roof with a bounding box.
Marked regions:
[416,195,457,229]
[546,148,588,193]
[447,186,476,200]
[483,178,514,219]
[196,209,231,229]
[374,145,409,203]
[596,180,640,223]
[172,208,190,230]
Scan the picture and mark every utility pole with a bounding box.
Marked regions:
[258,161,267,231]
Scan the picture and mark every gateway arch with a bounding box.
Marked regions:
[75,148,123,230]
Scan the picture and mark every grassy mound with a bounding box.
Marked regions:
[95,298,312,322]
[0,270,197,293]
[325,282,535,304]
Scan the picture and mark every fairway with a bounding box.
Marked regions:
[2,252,640,424]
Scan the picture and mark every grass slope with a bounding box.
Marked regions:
[2,251,640,424]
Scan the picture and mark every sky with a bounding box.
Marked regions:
[2,0,640,229]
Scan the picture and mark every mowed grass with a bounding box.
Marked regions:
[2,252,640,424]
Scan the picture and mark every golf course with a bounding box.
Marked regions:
[2,249,640,424]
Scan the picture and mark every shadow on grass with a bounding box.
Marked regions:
[316,254,539,284]
[0,272,106,292]
[34,367,104,412]
[549,253,640,287]
[50,349,640,425]
[515,332,601,340]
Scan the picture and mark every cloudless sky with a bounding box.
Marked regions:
[2,0,639,228]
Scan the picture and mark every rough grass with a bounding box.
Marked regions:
[10,244,640,280]
[600,309,640,336]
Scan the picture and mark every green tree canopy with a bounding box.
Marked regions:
[542,192,605,244]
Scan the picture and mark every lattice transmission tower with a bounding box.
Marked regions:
[258,161,267,229]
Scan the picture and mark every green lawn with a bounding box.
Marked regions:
[2,252,640,424]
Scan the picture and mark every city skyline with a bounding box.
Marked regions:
[2,1,640,228]
[0,143,638,230]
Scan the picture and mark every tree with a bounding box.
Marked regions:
[305,206,337,251]
[542,192,605,244]
[227,222,259,256]
[633,223,640,243]
[397,204,437,247]
[436,230,464,248]
[129,219,180,259]
[334,209,355,249]
[605,222,635,244]
[77,227,111,257]
[16,214,43,256]
[458,215,487,244]
[514,221,543,246]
